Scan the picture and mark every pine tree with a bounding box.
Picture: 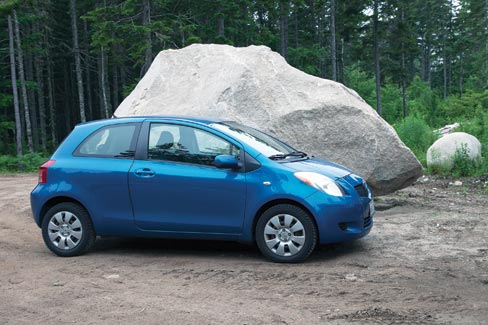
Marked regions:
[8,14,23,166]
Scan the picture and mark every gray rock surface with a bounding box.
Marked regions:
[115,44,423,195]
[427,132,481,169]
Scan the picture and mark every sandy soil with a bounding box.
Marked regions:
[0,174,487,324]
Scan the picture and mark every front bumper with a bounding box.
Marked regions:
[306,177,374,244]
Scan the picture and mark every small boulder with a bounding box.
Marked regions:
[115,44,423,195]
[427,132,481,169]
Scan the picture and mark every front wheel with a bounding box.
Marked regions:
[41,202,96,257]
[256,204,317,263]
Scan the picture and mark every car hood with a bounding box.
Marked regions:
[284,158,352,180]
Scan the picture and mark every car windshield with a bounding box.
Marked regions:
[211,122,304,159]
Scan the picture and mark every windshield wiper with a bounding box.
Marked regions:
[268,151,308,160]
[114,150,135,158]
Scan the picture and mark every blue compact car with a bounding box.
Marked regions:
[31,116,374,263]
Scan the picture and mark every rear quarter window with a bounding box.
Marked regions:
[74,123,139,158]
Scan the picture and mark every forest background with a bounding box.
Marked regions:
[0,0,487,176]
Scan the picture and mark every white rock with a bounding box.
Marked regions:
[453,181,463,186]
[436,122,460,137]
[115,44,422,195]
[427,132,481,169]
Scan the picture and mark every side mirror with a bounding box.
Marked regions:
[214,155,240,170]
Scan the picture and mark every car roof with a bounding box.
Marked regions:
[114,115,226,124]
[78,115,227,127]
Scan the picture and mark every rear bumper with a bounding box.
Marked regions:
[30,185,44,228]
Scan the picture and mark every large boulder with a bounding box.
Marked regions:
[115,44,423,195]
[427,132,481,169]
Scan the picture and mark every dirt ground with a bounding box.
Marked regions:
[0,174,487,324]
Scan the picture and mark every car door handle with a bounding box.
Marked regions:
[134,168,155,178]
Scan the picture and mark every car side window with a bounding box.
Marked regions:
[148,123,240,166]
[75,124,137,158]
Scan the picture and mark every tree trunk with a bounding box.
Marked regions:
[83,19,93,120]
[279,1,288,59]
[34,0,47,151]
[448,53,452,96]
[421,40,431,86]
[400,7,407,118]
[459,52,463,94]
[46,48,57,147]
[26,45,40,150]
[217,2,225,39]
[373,0,382,116]
[401,73,407,118]
[218,17,225,37]
[35,54,47,151]
[443,48,448,99]
[294,7,298,48]
[98,54,104,118]
[338,38,344,83]
[113,66,119,109]
[408,53,415,83]
[485,0,488,88]
[330,0,337,81]
[14,10,34,153]
[142,0,152,76]
[100,46,111,118]
[8,15,23,166]
[318,5,326,78]
[70,0,86,122]
[63,61,72,134]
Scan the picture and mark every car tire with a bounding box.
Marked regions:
[256,204,317,263]
[41,202,96,257]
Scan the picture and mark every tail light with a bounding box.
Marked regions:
[38,160,56,184]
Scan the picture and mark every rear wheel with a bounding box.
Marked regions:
[41,202,96,257]
[256,204,317,263]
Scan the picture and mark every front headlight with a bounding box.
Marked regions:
[295,172,344,197]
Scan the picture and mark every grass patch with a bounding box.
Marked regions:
[0,153,49,173]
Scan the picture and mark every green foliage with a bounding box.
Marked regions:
[0,94,13,109]
[0,0,20,16]
[288,46,326,76]
[407,77,442,126]
[395,115,436,165]
[344,65,376,108]
[381,84,403,124]
[441,91,488,122]
[0,121,15,154]
[458,110,488,142]
[0,153,48,173]
[450,144,478,177]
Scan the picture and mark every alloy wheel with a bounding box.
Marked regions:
[263,213,306,257]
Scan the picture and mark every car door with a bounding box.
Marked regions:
[69,122,140,232]
[128,121,247,235]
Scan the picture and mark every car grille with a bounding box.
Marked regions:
[354,183,369,197]
[364,214,372,228]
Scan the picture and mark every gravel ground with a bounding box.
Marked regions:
[0,174,487,324]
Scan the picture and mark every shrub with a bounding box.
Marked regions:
[395,115,436,166]
[381,84,403,124]
[407,77,443,126]
[0,153,48,173]
[343,65,376,108]
[451,144,479,177]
